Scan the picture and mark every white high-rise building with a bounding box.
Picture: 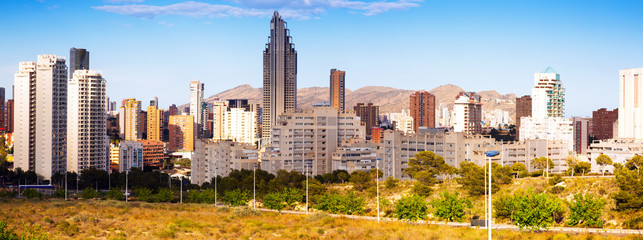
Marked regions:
[14,55,68,180]
[618,68,643,139]
[189,80,204,137]
[519,117,574,150]
[453,92,482,134]
[191,140,259,185]
[211,101,226,140]
[119,141,143,172]
[223,108,257,144]
[119,99,141,140]
[67,70,108,173]
[532,67,565,119]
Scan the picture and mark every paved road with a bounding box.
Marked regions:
[255,208,643,236]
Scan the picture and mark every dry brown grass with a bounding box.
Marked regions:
[0,199,639,239]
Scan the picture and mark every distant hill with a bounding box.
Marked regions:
[194,84,517,123]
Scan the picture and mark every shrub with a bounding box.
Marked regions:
[57,220,79,236]
[0,221,18,239]
[222,189,251,207]
[23,189,43,199]
[81,188,98,199]
[134,188,154,202]
[263,193,285,212]
[349,171,371,191]
[412,182,432,197]
[385,177,399,189]
[549,174,564,186]
[493,194,516,221]
[232,206,260,217]
[282,187,302,209]
[567,194,605,227]
[106,189,124,201]
[315,192,365,215]
[431,191,471,222]
[394,194,428,221]
[155,188,174,203]
[551,186,565,194]
[511,190,565,231]
[53,189,67,199]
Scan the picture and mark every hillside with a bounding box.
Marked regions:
[198,84,517,123]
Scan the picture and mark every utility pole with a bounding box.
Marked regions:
[376,158,380,222]
[253,163,256,210]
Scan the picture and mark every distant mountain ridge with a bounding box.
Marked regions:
[197,84,517,122]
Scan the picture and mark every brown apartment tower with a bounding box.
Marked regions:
[354,103,379,137]
[515,95,532,139]
[592,108,618,140]
[410,91,436,132]
[330,69,345,111]
[262,11,297,142]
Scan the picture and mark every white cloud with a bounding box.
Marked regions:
[104,0,145,3]
[92,0,421,20]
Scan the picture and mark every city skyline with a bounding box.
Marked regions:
[3,1,643,118]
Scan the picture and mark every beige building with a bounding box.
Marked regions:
[223,108,257,144]
[109,144,119,172]
[471,139,570,173]
[119,98,141,140]
[453,92,482,135]
[588,138,643,174]
[191,140,259,185]
[332,139,378,173]
[169,115,194,152]
[147,106,163,141]
[262,107,365,175]
[211,101,226,141]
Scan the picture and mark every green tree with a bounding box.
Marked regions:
[394,194,428,221]
[263,193,286,212]
[511,163,529,178]
[385,176,399,189]
[404,151,454,185]
[626,155,643,173]
[575,162,591,176]
[335,170,350,183]
[222,189,251,207]
[613,158,643,211]
[595,154,613,176]
[106,189,124,201]
[566,156,579,177]
[431,191,471,222]
[512,190,565,231]
[81,187,98,199]
[457,162,512,196]
[567,194,605,227]
[531,157,554,174]
[549,174,563,186]
[53,189,67,199]
[282,187,302,209]
[22,189,43,199]
[349,171,372,191]
[155,188,174,202]
[134,188,154,202]
[412,182,432,197]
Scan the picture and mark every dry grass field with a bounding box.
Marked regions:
[0,199,640,240]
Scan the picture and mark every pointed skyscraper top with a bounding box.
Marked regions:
[541,66,558,74]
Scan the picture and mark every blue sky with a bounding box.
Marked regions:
[1,0,642,117]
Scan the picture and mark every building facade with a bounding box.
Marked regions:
[330,69,345,111]
[592,108,618,140]
[119,141,143,172]
[410,91,436,132]
[14,55,68,180]
[4,99,13,133]
[453,92,482,135]
[147,105,163,141]
[119,98,141,141]
[69,48,89,79]
[191,140,259,185]
[331,139,378,173]
[67,70,108,173]
[169,115,194,152]
[519,117,574,151]
[262,107,365,175]
[588,138,643,174]
[139,140,164,168]
[532,67,565,119]
[515,95,532,139]
[223,108,257,144]
[262,11,298,143]
[189,80,204,138]
[572,117,589,154]
[619,68,643,139]
[354,103,379,137]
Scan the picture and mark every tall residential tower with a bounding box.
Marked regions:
[69,48,89,79]
[409,91,436,132]
[330,69,345,111]
[262,11,297,143]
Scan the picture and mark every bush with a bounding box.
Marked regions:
[106,189,124,201]
[431,191,471,222]
[385,177,399,189]
[567,194,605,227]
[232,206,261,217]
[349,171,372,191]
[394,194,428,221]
[0,221,18,239]
[23,189,43,199]
[493,194,515,221]
[134,188,154,202]
[263,193,286,212]
[53,189,67,198]
[81,187,98,199]
[315,192,365,215]
[412,182,432,197]
[155,188,174,202]
[282,187,302,209]
[511,190,565,231]
[222,189,251,207]
[549,174,564,186]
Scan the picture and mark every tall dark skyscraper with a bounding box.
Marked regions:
[410,91,436,132]
[330,69,345,111]
[69,48,89,79]
[262,11,297,142]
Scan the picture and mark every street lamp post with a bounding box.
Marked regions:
[253,163,256,210]
[65,171,68,200]
[376,158,380,222]
[215,167,218,205]
[305,161,309,215]
[485,150,500,240]
[125,170,129,202]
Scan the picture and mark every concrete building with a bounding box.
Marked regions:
[191,140,259,185]
[475,139,570,173]
[211,101,226,141]
[410,91,436,132]
[69,48,89,79]
[119,141,143,172]
[139,140,164,168]
[572,117,589,154]
[223,108,257,144]
[189,80,204,138]
[262,107,365,175]
[109,143,119,172]
[592,108,618,140]
[67,70,108,173]
[119,98,141,140]
[388,110,414,134]
[262,11,298,143]
[147,105,163,141]
[532,67,565,119]
[519,117,574,150]
[169,115,194,152]
[14,55,68,180]
[329,69,346,111]
[588,138,643,174]
[331,139,378,173]
[354,103,379,137]
[619,68,643,139]
[4,100,13,133]
[453,92,482,135]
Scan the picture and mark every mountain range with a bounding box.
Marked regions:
[199,84,517,122]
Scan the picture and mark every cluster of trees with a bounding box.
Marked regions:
[613,155,643,211]
[394,191,471,222]
[494,190,605,230]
